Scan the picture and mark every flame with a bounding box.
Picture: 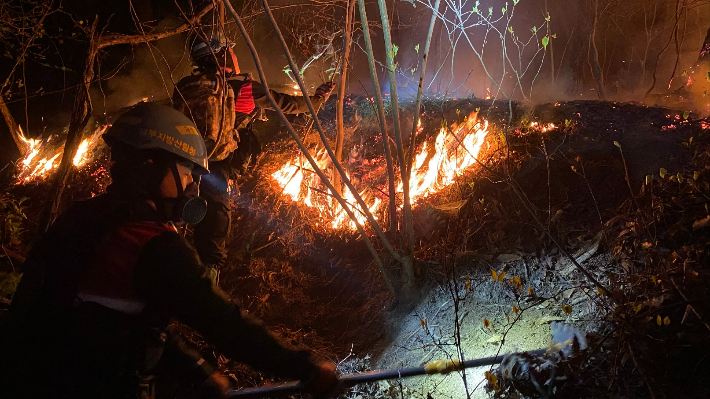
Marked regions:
[271,112,490,230]
[529,121,556,133]
[15,125,106,184]
[404,118,489,200]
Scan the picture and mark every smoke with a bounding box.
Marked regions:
[90,0,710,118]
[90,16,194,116]
[342,0,710,109]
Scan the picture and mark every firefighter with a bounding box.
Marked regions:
[0,102,338,399]
[173,34,334,275]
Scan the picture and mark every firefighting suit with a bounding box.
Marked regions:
[174,74,327,270]
[0,185,320,399]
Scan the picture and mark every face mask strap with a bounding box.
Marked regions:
[170,163,185,197]
[167,162,207,225]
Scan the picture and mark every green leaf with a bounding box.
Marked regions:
[683,110,690,120]
[659,168,667,178]
[473,0,480,13]
[488,6,493,16]
[532,26,537,33]
[391,44,399,59]
[414,44,420,54]
[541,36,549,49]
[646,175,653,185]
[0,272,23,299]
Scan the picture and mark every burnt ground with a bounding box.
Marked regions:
[1,97,709,398]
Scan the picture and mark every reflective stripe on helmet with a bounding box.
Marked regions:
[103,102,209,174]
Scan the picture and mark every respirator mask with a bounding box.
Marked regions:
[165,163,207,225]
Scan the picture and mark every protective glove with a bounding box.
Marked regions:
[202,371,232,399]
[315,82,335,97]
[302,361,340,398]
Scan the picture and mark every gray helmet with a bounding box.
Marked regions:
[191,32,235,61]
[104,102,209,174]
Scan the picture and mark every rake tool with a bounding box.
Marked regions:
[227,349,547,398]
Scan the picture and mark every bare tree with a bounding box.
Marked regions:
[38,3,214,232]
[0,0,56,154]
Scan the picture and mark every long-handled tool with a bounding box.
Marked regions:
[227,349,546,398]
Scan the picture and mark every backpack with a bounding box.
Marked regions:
[173,73,238,162]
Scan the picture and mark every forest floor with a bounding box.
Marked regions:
[1,97,709,399]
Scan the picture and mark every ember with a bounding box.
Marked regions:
[15,125,106,184]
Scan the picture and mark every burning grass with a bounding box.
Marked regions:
[270,112,491,230]
[14,123,106,185]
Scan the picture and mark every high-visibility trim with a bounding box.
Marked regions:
[76,221,175,314]
[76,293,146,314]
[234,81,255,114]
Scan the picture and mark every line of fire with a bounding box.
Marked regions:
[1,1,710,398]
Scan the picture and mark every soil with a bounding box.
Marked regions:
[221,97,707,398]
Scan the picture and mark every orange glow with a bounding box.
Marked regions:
[529,121,557,133]
[15,125,106,184]
[271,112,490,230]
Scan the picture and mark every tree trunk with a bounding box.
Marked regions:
[545,0,555,85]
[37,17,99,234]
[333,0,356,197]
[409,0,441,177]
[588,0,606,99]
[357,0,397,233]
[697,26,710,64]
[0,94,27,155]
[375,0,417,304]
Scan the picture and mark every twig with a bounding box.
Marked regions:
[670,278,710,332]
[627,342,656,399]
[222,0,398,298]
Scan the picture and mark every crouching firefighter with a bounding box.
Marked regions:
[0,102,338,399]
[173,33,335,275]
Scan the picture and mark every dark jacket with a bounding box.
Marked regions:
[0,189,317,399]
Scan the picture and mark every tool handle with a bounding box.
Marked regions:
[228,381,301,398]
[227,349,546,398]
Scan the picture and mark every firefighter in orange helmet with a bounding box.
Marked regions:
[1,102,338,399]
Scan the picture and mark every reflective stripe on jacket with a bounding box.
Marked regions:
[76,221,176,314]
